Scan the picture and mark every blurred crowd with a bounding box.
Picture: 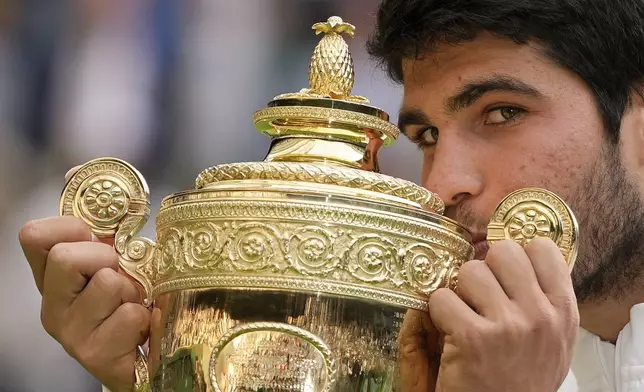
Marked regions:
[0,0,421,390]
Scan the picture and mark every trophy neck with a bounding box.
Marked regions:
[253,97,397,172]
[263,132,382,171]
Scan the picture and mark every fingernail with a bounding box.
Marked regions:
[64,165,82,182]
[91,233,99,242]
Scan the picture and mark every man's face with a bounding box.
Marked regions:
[400,34,644,303]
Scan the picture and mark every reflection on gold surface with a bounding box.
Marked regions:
[150,289,405,391]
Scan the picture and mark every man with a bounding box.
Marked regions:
[366,0,644,391]
[17,1,644,392]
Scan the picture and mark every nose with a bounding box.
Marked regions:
[423,136,484,209]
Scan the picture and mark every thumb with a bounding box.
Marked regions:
[398,309,440,392]
[64,165,82,182]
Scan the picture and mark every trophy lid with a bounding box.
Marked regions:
[196,16,446,215]
[253,16,399,147]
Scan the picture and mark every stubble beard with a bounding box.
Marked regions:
[448,145,644,304]
[568,145,644,303]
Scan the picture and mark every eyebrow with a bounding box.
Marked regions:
[398,75,544,136]
[446,75,543,113]
[397,108,432,135]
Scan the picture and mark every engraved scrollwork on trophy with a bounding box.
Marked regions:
[401,244,450,295]
[228,223,282,271]
[184,222,225,269]
[286,226,340,275]
[345,235,396,283]
[158,227,183,275]
[116,214,157,296]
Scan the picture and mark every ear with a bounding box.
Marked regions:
[619,90,644,182]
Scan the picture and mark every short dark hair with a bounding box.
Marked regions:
[366,0,644,141]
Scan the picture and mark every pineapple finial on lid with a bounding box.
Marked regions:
[274,16,368,103]
[308,16,360,100]
[312,16,355,37]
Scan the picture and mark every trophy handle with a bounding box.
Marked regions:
[60,157,156,305]
[487,187,579,269]
[60,158,155,391]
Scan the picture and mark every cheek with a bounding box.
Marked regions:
[421,152,432,183]
[484,116,601,203]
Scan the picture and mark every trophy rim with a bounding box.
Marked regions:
[253,101,400,145]
[268,97,389,121]
[158,183,470,241]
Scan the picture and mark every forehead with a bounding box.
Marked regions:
[400,34,575,102]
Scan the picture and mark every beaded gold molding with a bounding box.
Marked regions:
[195,161,444,214]
[252,105,400,142]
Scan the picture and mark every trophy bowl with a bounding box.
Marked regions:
[59,16,578,392]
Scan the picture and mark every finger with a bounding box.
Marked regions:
[70,268,141,333]
[484,240,541,303]
[94,302,151,358]
[85,302,151,391]
[456,259,512,319]
[43,242,119,313]
[19,216,93,293]
[148,307,164,377]
[428,288,484,336]
[64,165,82,182]
[524,237,574,299]
[398,310,439,392]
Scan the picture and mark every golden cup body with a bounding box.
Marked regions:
[59,16,577,392]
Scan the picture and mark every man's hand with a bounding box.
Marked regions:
[399,238,579,392]
[18,215,150,392]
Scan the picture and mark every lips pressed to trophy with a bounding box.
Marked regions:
[60,16,579,392]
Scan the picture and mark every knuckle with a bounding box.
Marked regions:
[18,220,41,247]
[40,303,58,337]
[75,341,101,368]
[559,295,580,327]
[525,236,556,252]
[40,303,74,351]
[531,306,557,331]
[119,302,150,329]
[91,268,121,293]
[48,243,74,271]
[499,318,526,342]
[489,239,521,255]
[92,241,120,263]
[560,294,578,314]
[67,216,91,235]
[457,259,486,283]
[59,216,92,239]
[428,287,451,308]
[459,322,487,346]
[485,240,523,267]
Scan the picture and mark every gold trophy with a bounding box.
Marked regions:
[60,16,578,392]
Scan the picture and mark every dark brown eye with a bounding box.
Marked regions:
[485,107,526,125]
[421,126,439,144]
